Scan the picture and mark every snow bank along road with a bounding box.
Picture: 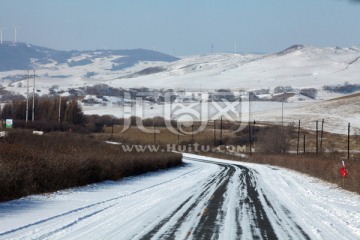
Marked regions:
[1,154,360,240]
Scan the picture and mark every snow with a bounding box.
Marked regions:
[1,45,360,133]
[104,141,121,145]
[1,45,359,94]
[1,153,359,239]
[187,154,360,239]
[81,96,360,134]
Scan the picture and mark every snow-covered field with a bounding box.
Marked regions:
[1,154,359,239]
[82,95,360,134]
[1,44,360,134]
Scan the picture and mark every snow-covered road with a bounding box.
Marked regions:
[1,154,360,240]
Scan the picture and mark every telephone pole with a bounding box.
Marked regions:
[32,70,35,122]
[192,123,194,142]
[58,96,61,123]
[282,97,284,126]
[249,122,252,156]
[25,71,29,125]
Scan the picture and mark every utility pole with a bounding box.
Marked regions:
[249,122,252,156]
[297,120,301,154]
[282,97,284,126]
[320,119,324,153]
[58,96,61,124]
[316,120,319,155]
[348,123,350,159]
[32,70,35,122]
[192,123,194,142]
[26,71,29,126]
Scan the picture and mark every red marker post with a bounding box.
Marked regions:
[340,161,348,177]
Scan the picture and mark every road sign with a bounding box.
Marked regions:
[5,119,13,129]
[340,161,348,177]
[340,167,348,177]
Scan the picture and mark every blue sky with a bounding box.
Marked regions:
[0,0,360,55]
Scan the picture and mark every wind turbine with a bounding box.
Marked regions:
[0,27,3,44]
[13,24,20,43]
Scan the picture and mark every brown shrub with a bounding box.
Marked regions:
[0,130,182,202]
[256,125,296,153]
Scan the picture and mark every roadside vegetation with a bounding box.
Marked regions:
[0,130,182,202]
[102,120,360,195]
[1,94,358,200]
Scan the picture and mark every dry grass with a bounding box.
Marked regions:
[101,122,360,194]
[326,92,360,101]
[100,122,245,148]
[0,130,182,202]
[102,122,360,154]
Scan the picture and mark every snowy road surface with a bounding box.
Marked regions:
[1,154,360,240]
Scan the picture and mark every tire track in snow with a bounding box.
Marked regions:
[3,155,357,239]
[191,165,235,240]
[142,157,279,240]
[240,167,278,240]
[137,163,231,240]
[49,162,222,240]
[181,157,309,240]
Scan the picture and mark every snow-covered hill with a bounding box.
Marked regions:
[0,43,360,93]
[1,42,360,130]
[112,44,360,91]
[1,43,359,95]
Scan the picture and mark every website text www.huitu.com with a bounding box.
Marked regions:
[120,143,247,154]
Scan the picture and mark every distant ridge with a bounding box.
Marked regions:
[0,42,179,72]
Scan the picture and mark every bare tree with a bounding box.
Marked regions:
[256,124,296,153]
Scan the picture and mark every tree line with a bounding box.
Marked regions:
[1,96,86,126]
